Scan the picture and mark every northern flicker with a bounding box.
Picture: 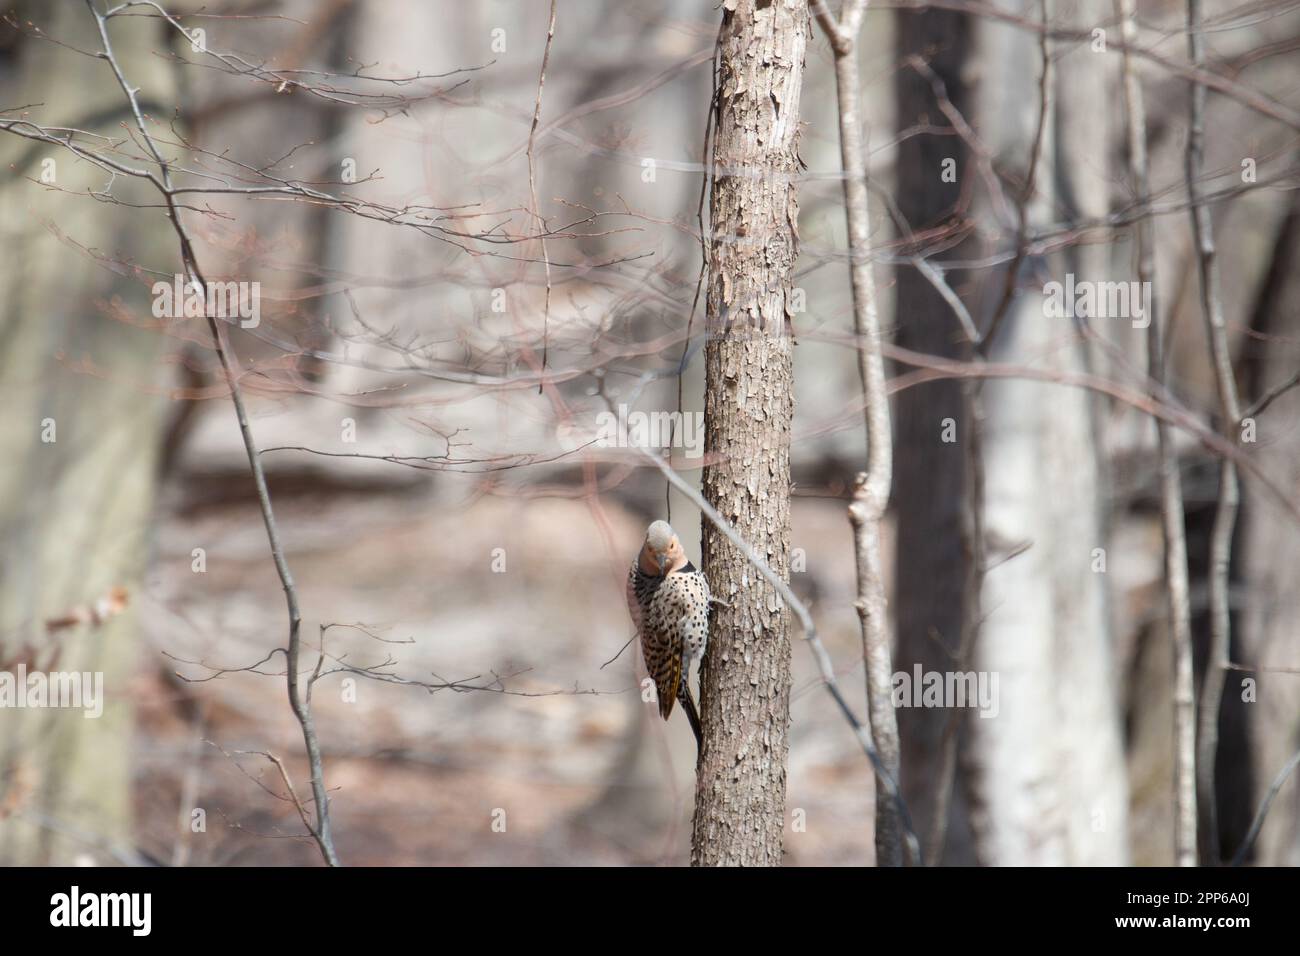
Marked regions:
[627,520,710,747]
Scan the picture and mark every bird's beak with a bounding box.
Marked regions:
[656,552,668,575]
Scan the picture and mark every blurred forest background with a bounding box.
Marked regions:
[0,0,1298,866]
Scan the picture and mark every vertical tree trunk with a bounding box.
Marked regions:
[691,0,807,868]
[1048,0,1129,866]
[891,4,976,866]
[1185,0,1241,868]
[965,1,1126,865]
[817,0,903,867]
[1114,0,1189,867]
[1238,193,1300,865]
[0,3,172,864]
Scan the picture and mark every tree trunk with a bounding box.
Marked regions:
[691,0,806,868]
[0,3,172,864]
[891,3,976,866]
[965,2,1127,865]
[1238,192,1300,865]
[1048,0,1129,865]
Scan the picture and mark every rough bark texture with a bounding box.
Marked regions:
[691,0,806,868]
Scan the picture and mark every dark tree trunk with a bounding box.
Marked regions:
[891,4,976,866]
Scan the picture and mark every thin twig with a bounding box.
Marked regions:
[529,0,558,392]
[979,0,1052,355]
[1230,746,1300,866]
[671,31,721,523]
[1241,369,1300,421]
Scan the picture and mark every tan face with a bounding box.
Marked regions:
[639,530,686,576]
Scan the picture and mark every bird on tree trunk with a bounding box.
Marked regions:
[627,520,709,748]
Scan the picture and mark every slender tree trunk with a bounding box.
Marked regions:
[691,0,807,868]
[1186,0,1241,868]
[812,0,902,868]
[1116,0,1195,866]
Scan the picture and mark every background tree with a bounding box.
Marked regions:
[891,1,976,866]
[964,1,1126,865]
[0,2,173,865]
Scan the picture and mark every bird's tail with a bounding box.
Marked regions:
[678,685,703,750]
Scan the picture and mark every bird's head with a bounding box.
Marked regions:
[640,520,686,576]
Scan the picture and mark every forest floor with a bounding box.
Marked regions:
[130,418,883,865]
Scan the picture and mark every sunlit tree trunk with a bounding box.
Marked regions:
[965,2,1127,865]
[691,0,806,867]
